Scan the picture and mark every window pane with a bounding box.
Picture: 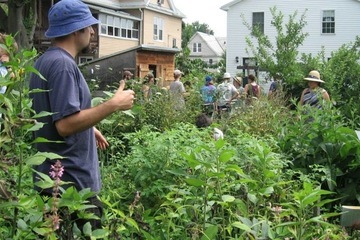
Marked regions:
[159,30,163,40]
[107,16,114,25]
[193,43,196,52]
[127,20,133,29]
[114,17,120,27]
[154,25,158,35]
[132,30,139,39]
[322,10,335,33]
[101,25,107,34]
[108,26,113,36]
[115,28,120,37]
[252,12,264,34]
[121,18,127,28]
[121,29,127,38]
[99,14,106,23]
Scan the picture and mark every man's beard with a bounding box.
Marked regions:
[81,44,91,54]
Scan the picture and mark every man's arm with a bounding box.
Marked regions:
[55,80,134,137]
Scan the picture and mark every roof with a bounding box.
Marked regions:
[220,0,243,11]
[86,0,185,18]
[80,44,180,65]
[221,0,360,11]
[190,32,226,56]
[87,4,141,20]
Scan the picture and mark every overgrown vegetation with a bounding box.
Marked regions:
[1,7,360,239]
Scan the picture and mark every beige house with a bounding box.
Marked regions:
[33,0,185,85]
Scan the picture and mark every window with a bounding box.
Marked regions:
[322,10,335,34]
[192,43,201,52]
[78,56,93,64]
[99,13,139,39]
[172,38,177,48]
[157,0,164,5]
[153,17,164,40]
[252,12,264,34]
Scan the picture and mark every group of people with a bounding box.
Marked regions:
[200,72,262,117]
[0,0,331,235]
[199,69,330,117]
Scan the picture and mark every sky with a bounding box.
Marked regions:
[172,0,230,37]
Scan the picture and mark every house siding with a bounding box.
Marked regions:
[142,10,182,49]
[224,0,360,78]
[189,34,217,58]
[137,51,175,86]
[98,36,138,57]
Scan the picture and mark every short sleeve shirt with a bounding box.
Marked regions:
[217,82,238,106]
[29,47,101,194]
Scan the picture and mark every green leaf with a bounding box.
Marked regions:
[125,217,139,230]
[219,149,235,163]
[215,138,225,150]
[33,227,51,236]
[225,164,244,175]
[32,111,54,118]
[222,195,235,202]
[26,152,64,166]
[182,152,201,169]
[185,178,206,187]
[83,222,92,236]
[201,225,218,240]
[26,122,45,133]
[17,219,28,230]
[247,193,258,204]
[91,229,109,238]
[232,221,252,232]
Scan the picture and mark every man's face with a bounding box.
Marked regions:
[79,26,94,53]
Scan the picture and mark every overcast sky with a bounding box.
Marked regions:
[172,0,230,37]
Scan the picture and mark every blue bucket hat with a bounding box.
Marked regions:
[45,0,99,38]
[205,75,212,82]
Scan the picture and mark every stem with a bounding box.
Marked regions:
[203,171,207,232]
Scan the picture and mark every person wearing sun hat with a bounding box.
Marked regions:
[29,0,135,232]
[300,70,330,108]
[216,72,239,114]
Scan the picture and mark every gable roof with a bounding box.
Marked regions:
[221,0,360,11]
[220,0,243,11]
[190,32,225,56]
[83,0,185,18]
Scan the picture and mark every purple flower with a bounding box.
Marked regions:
[49,160,64,179]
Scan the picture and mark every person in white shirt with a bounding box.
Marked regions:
[169,69,186,110]
[216,72,239,113]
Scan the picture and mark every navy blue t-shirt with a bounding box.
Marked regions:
[29,47,101,194]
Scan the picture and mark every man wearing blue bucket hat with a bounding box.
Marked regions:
[29,0,135,232]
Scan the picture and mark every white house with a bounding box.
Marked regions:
[220,0,360,79]
[188,31,226,66]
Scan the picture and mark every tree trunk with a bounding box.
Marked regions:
[0,6,8,32]
[7,0,30,49]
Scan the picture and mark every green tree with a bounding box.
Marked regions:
[322,37,360,123]
[177,21,214,75]
[181,21,214,49]
[242,7,311,98]
[0,0,37,49]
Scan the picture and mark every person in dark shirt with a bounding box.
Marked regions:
[300,70,330,108]
[29,0,135,232]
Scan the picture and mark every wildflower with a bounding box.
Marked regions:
[271,205,283,216]
[48,160,64,230]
